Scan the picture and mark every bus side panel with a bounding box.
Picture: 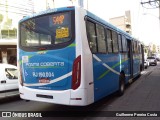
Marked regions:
[121,53,131,84]
[80,10,95,105]
[133,54,140,77]
[69,7,94,106]
[93,54,119,101]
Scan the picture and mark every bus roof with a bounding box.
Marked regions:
[86,10,132,40]
[19,6,139,42]
[19,6,75,23]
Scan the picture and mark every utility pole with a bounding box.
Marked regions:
[70,0,84,7]
[46,0,49,9]
[52,0,55,8]
[141,0,160,27]
[5,0,8,19]
[78,0,84,7]
[141,0,160,54]
[158,0,160,21]
[87,0,88,10]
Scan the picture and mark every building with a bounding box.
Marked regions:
[157,45,160,53]
[109,11,132,34]
[0,0,34,65]
[0,39,17,65]
[149,43,160,54]
[144,43,160,58]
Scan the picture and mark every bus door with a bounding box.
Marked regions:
[127,40,133,80]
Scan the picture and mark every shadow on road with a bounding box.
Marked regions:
[0,95,21,104]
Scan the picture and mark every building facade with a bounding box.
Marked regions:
[144,43,160,58]
[0,0,34,65]
[109,11,132,34]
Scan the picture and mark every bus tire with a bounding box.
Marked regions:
[118,74,125,96]
[140,65,143,72]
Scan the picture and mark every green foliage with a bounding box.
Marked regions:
[152,44,156,53]
[0,14,3,23]
[2,18,12,29]
[5,18,12,26]
[1,29,17,39]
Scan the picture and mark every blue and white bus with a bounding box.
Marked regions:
[18,6,143,106]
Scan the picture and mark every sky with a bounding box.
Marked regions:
[0,0,34,28]
[1,0,159,45]
[40,0,160,46]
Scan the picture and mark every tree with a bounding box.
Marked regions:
[3,18,12,29]
[0,14,3,39]
[0,14,3,23]
[152,44,157,53]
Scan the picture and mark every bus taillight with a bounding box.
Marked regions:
[18,62,24,86]
[19,67,24,86]
[72,55,81,90]
[20,69,23,86]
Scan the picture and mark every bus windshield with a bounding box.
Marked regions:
[20,11,73,48]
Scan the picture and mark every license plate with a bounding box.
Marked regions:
[39,78,50,83]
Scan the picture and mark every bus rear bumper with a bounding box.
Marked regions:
[19,86,71,105]
[19,86,90,106]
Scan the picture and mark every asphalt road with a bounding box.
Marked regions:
[1,62,160,120]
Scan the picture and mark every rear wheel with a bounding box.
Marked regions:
[118,74,125,96]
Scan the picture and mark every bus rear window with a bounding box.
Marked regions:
[20,11,73,47]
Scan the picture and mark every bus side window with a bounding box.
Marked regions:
[112,31,119,53]
[137,42,139,54]
[132,41,135,53]
[86,21,97,53]
[118,34,123,52]
[134,41,137,54]
[139,43,141,54]
[96,24,107,53]
[106,29,113,53]
[122,35,127,52]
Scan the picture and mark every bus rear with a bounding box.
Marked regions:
[18,7,86,105]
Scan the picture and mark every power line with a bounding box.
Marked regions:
[0,9,31,16]
[141,0,160,9]
[0,0,34,7]
[6,2,34,9]
[0,3,34,13]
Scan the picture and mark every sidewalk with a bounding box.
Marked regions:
[106,64,160,111]
[90,64,160,120]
